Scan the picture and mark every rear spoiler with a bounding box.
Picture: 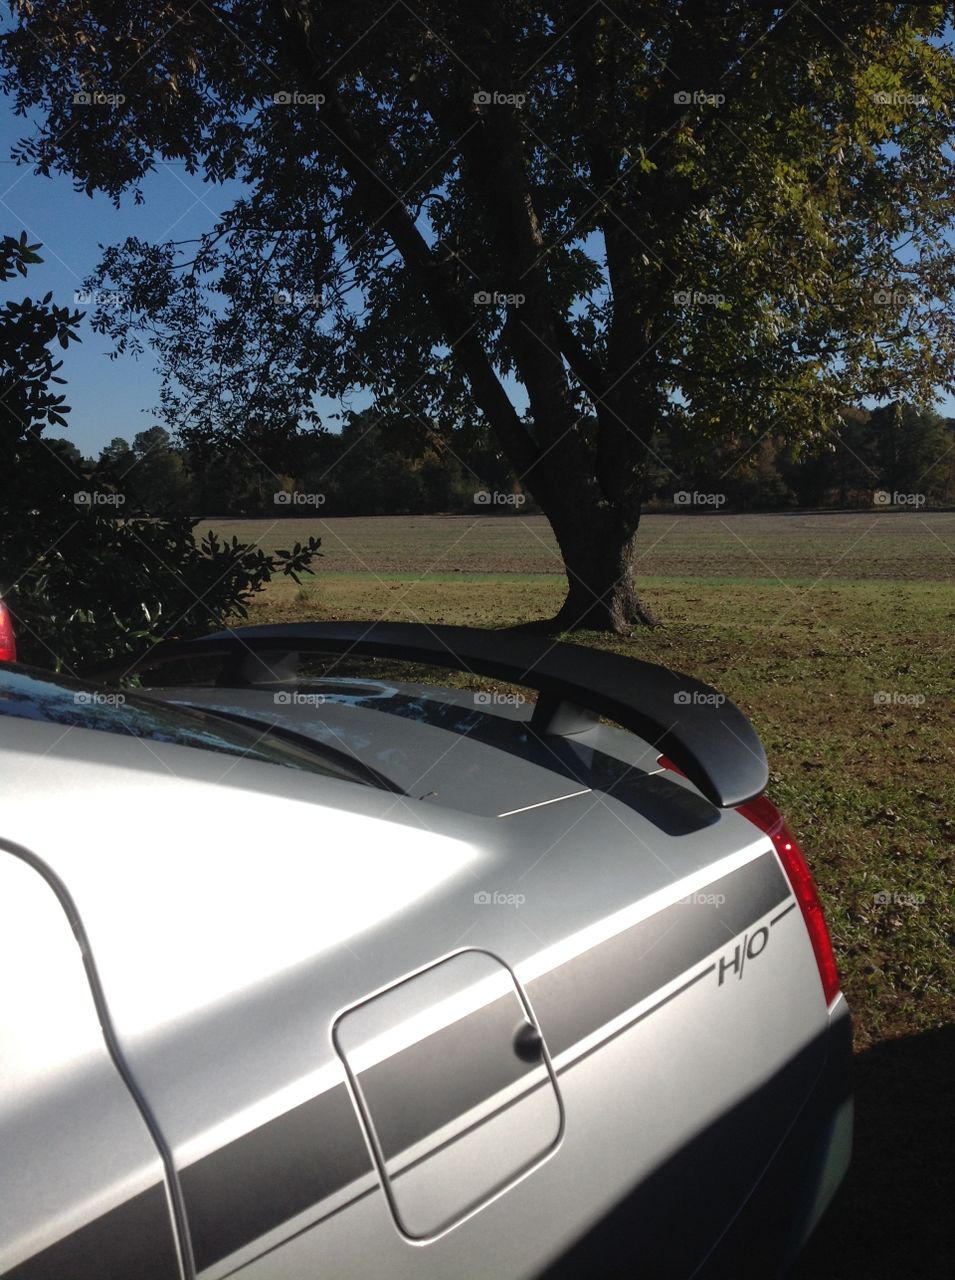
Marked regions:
[100,621,768,808]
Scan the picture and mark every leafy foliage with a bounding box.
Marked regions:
[0,241,320,674]
[0,231,80,442]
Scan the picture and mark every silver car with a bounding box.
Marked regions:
[0,622,851,1279]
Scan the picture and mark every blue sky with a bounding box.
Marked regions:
[2,97,953,460]
[0,104,234,456]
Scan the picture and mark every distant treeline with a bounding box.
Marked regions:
[52,402,955,517]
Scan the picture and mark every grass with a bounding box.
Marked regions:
[207,511,953,1278]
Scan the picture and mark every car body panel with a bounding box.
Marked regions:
[142,679,669,817]
[0,845,179,1280]
[2,699,834,1278]
[0,653,850,1278]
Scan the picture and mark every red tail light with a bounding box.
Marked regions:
[0,602,16,663]
[736,794,841,1006]
[657,755,840,1006]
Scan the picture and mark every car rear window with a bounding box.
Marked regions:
[0,666,370,786]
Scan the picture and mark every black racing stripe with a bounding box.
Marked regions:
[3,1184,178,1280]
[527,854,790,1057]
[179,852,789,1271]
[355,988,532,1161]
[179,1081,372,1273]
[389,959,721,1187]
[344,860,789,1161]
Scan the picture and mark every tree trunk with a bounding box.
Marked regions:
[543,501,657,633]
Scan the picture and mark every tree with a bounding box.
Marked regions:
[184,444,271,515]
[319,412,425,515]
[778,406,878,508]
[312,408,480,514]
[126,425,195,514]
[867,401,953,501]
[92,434,136,492]
[4,3,955,630]
[44,436,92,471]
[0,236,321,673]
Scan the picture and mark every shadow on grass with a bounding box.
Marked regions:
[791,1024,953,1278]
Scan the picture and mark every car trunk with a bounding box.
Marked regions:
[1,706,835,1278]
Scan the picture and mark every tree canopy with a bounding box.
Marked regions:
[4,2,955,629]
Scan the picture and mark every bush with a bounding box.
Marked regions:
[0,235,320,674]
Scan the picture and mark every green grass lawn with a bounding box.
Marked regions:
[206,511,953,1278]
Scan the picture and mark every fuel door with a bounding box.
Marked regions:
[333,948,563,1241]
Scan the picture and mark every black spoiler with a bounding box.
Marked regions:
[101,621,768,808]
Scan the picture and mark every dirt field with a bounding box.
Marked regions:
[197,509,955,580]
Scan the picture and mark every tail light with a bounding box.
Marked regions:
[658,756,840,1006]
[737,794,840,1006]
[0,601,16,663]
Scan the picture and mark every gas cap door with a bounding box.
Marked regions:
[333,948,563,1241]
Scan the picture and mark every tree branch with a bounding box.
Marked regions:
[268,1,542,479]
